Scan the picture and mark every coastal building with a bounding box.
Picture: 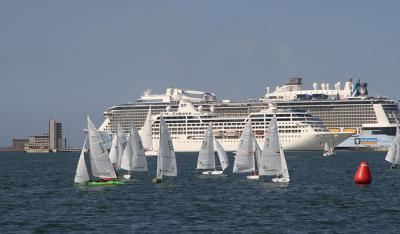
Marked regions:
[49,120,63,150]
[24,120,63,153]
[0,138,29,152]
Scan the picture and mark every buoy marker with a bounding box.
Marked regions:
[354,161,372,185]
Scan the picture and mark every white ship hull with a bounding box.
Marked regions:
[150,132,351,152]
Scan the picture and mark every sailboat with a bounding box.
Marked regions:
[120,124,148,179]
[233,120,256,177]
[152,115,177,183]
[74,116,125,186]
[109,133,123,171]
[117,123,127,148]
[385,124,400,168]
[141,107,158,156]
[197,125,229,175]
[116,124,127,168]
[259,114,290,183]
[246,136,262,180]
[323,135,335,157]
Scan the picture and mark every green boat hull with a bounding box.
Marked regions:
[85,180,126,187]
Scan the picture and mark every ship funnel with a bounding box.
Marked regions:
[313,82,318,90]
[326,83,330,90]
[321,83,326,90]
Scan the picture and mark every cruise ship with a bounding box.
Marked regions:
[100,78,399,151]
[148,100,350,151]
[261,78,399,150]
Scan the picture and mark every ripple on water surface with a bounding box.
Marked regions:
[0,151,400,233]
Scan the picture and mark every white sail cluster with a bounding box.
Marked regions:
[75,116,150,184]
[74,116,119,184]
[87,116,118,179]
[75,113,290,185]
[232,115,290,182]
[119,123,149,179]
[196,125,229,174]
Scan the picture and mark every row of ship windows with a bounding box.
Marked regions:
[152,129,308,135]
[152,125,308,131]
[152,134,303,141]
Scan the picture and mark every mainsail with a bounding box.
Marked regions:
[279,146,290,179]
[117,123,127,149]
[259,114,281,176]
[156,116,177,179]
[233,120,255,173]
[87,116,117,179]
[197,125,216,170]
[109,134,119,166]
[120,129,133,171]
[214,137,229,171]
[142,107,153,150]
[253,136,262,171]
[74,137,90,183]
[116,135,124,169]
[131,124,148,172]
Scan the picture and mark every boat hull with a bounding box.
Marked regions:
[85,180,126,187]
[272,177,290,183]
[202,170,224,175]
[151,132,352,152]
[247,175,260,180]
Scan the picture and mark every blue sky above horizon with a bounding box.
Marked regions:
[1,0,399,147]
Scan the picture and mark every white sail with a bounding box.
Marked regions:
[87,116,117,179]
[214,137,229,171]
[197,125,216,170]
[120,133,133,171]
[253,136,262,171]
[156,116,177,179]
[324,141,330,152]
[279,146,290,180]
[142,107,153,150]
[386,126,400,164]
[74,137,90,183]
[116,135,124,169]
[259,114,281,176]
[109,134,119,166]
[117,123,128,149]
[131,124,148,172]
[233,120,255,173]
[98,131,112,150]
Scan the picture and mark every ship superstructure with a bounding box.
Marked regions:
[261,78,399,150]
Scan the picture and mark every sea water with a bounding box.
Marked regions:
[0,151,399,233]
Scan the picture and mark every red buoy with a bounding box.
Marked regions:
[354,161,372,184]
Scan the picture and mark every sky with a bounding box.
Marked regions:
[1,0,399,147]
